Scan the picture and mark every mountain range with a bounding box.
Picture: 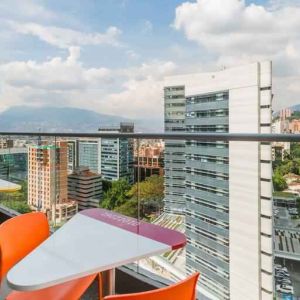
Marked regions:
[0,106,162,133]
[290,104,300,112]
[275,104,300,114]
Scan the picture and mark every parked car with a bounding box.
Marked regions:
[288,208,298,215]
[278,284,294,295]
[281,279,292,285]
[277,268,289,274]
[276,271,289,277]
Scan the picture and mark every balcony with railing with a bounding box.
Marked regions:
[0,132,299,300]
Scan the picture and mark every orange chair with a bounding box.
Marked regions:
[104,272,199,300]
[0,212,102,300]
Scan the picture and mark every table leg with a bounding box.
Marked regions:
[108,268,116,295]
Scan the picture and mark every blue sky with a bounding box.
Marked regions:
[2,0,270,65]
[1,0,199,67]
[0,0,299,122]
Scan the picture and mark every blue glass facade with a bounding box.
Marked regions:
[185,91,230,300]
[164,85,186,214]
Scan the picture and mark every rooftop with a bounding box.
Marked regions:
[70,167,101,178]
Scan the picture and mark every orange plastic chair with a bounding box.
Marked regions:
[0,212,102,300]
[104,272,199,300]
[0,212,49,282]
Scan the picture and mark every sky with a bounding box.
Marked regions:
[0,0,299,123]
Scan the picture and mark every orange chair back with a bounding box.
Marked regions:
[104,272,199,300]
[0,212,49,283]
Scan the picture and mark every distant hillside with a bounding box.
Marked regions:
[274,104,300,115]
[0,106,130,133]
[291,104,300,112]
[0,106,163,132]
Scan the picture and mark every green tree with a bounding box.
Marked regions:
[128,175,163,200]
[114,198,138,218]
[101,179,131,210]
[272,159,283,171]
[0,200,31,214]
[101,176,164,219]
[283,150,292,161]
[127,175,164,217]
[273,171,288,191]
[275,160,300,176]
[9,180,28,201]
[102,179,112,192]
[288,112,300,121]
[291,143,300,160]
[0,180,29,214]
[292,160,300,175]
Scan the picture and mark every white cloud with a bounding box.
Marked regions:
[0,0,55,21]
[142,20,153,34]
[120,61,177,81]
[9,21,122,48]
[106,61,177,118]
[0,48,177,119]
[107,78,164,119]
[0,47,112,91]
[268,0,300,10]
[174,0,300,59]
[0,0,172,122]
[174,0,300,110]
[126,50,140,60]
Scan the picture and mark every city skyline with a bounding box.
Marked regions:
[0,0,299,127]
[0,2,300,297]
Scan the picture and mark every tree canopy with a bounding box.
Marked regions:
[0,200,31,214]
[127,175,164,202]
[0,180,31,214]
[127,175,164,216]
[101,175,164,219]
[101,179,131,210]
[272,171,288,191]
[114,198,138,218]
[272,144,300,192]
[273,143,300,177]
[288,111,300,121]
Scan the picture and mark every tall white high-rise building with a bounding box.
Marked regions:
[164,62,273,300]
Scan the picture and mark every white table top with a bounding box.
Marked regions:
[7,208,186,291]
[0,179,21,193]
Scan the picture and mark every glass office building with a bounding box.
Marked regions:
[77,123,134,183]
[0,148,28,181]
[78,140,100,175]
[99,123,134,184]
[164,85,186,214]
[164,62,273,300]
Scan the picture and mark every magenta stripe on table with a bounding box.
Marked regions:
[80,208,186,250]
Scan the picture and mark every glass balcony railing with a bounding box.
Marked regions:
[0,131,299,300]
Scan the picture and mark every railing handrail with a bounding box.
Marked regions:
[1,131,300,142]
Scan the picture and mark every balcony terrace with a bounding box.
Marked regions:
[0,131,300,299]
